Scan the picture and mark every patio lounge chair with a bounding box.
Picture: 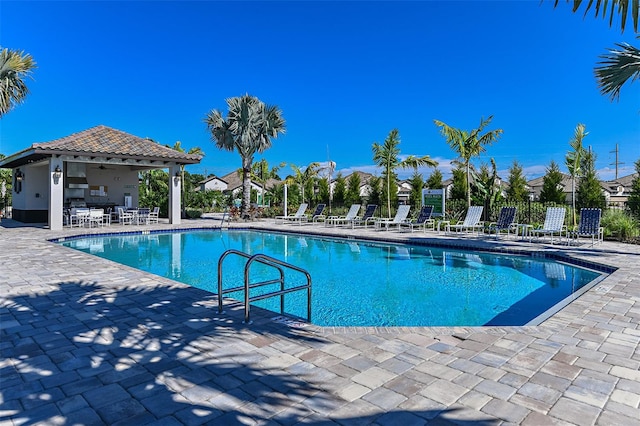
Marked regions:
[399,205,435,232]
[444,206,484,234]
[486,206,517,239]
[567,208,603,247]
[275,203,308,224]
[529,207,566,244]
[325,204,361,227]
[374,205,411,231]
[350,204,378,228]
[300,204,326,225]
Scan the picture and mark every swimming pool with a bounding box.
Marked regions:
[59,229,605,327]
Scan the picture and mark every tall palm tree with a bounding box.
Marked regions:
[204,95,285,219]
[434,116,503,209]
[0,47,37,118]
[372,129,437,218]
[595,41,640,102]
[565,123,587,227]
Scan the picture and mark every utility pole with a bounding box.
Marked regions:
[610,144,624,180]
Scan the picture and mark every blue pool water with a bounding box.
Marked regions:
[60,229,604,327]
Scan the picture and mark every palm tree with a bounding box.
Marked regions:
[372,129,437,218]
[286,162,320,204]
[0,47,37,118]
[204,95,285,219]
[434,116,503,209]
[251,159,285,205]
[565,123,589,227]
[565,123,587,227]
[595,41,640,102]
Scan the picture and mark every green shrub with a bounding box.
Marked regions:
[185,208,203,219]
[601,209,639,242]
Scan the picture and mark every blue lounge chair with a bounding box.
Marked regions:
[350,204,378,228]
[400,205,435,232]
[486,206,517,239]
[300,204,327,224]
[567,208,603,246]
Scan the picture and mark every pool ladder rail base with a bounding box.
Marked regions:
[217,249,312,324]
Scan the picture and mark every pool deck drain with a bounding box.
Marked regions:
[1,217,639,425]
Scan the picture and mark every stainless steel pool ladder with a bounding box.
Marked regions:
[217,249,312,324]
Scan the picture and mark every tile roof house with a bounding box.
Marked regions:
[601,173,638,207]
[197,171,280,206]
[0,125,202,230]
[332,171,377,198]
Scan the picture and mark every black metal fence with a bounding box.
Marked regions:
[445,199,580,227]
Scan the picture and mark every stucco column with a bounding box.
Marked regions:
[169,166,181,225]
[49,158,64,230]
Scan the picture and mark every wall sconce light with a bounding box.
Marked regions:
[53,165,62,179]
[14,168,23,194]
[173,170,181,183]
[175,171,181,178]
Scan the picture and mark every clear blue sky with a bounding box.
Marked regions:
[1,1,638,182]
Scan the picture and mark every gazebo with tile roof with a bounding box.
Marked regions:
[0,125,202,230]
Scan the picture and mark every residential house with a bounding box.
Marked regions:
[601,173,638,207]
[197,171,279,205]
[526,173,573,202]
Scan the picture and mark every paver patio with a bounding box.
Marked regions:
[1,217,638,425]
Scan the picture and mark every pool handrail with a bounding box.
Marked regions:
[217,249,312,324]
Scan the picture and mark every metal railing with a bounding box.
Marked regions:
[217,249,312,324]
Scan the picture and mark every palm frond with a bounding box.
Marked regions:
[554,0,638,32]
[595,42,640,101]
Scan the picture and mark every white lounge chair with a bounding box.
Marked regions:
[529,207,566,244]
[325,204,361,227]
[374,205,411,231]
[444,206,484,234]
[275,203,308,224]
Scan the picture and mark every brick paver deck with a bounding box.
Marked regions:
[1,217,638,425]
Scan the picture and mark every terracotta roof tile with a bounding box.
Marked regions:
[32,125,202,162]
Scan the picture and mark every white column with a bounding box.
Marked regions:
[169,166,181,224]
[284,184,288,217]
[49,158,64,230]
